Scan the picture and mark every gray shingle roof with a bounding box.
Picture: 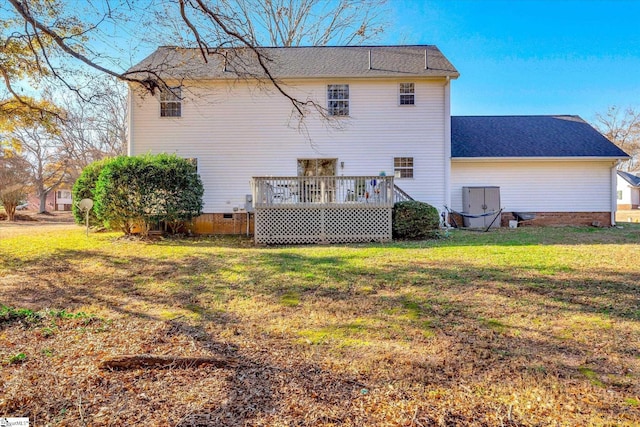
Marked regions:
[451,116,630,159]
[126,45,459,80]
[618,170,640,187]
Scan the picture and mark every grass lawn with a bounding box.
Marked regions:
[0,223,639,426]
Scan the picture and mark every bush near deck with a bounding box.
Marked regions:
[392,200,441,239]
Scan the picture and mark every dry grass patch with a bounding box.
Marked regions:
[0,224,639,425]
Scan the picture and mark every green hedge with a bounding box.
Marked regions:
[392,201,441,240]
[75,154,204,235]
[72,157,115,226]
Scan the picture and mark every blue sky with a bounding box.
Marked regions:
[382,0,640,121]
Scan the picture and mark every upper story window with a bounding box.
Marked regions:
[399,83,415,105]
[160,87,182,117]
[327,84,349,116]
[394,157,414,178]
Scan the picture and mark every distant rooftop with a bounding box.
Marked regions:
[126,45,459,80]
[618,170,640,187]
[451,115,630,159]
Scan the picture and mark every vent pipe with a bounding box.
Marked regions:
[424,49,428,70]
[368,49,372,70]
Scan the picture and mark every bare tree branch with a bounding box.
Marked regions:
[593,106,640,172]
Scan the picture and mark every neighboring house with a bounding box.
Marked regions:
[26,188,73,212]
[127,45,628,238]
[451,116,629,226]
[617,170,640,209]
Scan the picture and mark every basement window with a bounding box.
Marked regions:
[160,86,182,117]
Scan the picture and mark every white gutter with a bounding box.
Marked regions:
[611,160,622,226]
[452,156,630,163]
[127,84,134,156]
[443,76,451,225]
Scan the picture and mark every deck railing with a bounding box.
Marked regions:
[251,176,395,208]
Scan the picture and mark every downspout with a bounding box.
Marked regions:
[443,76,451,226]
[611,160,621,226]
[127,84,134,156]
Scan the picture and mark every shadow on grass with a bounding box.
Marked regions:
[2,241,639,423]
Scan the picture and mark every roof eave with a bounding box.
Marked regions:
[451,156,630,162]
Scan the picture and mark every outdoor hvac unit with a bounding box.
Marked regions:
[462,186,500,228]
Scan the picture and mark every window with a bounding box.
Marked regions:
[399,83,415,105]
[394,157,414,178]
[297,159,337,176]
[617,190,623,200]
[160,87,182,117]
[327,84,349,116]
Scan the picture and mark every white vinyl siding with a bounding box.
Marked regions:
[451,160,615,212]
[130,78,447,213]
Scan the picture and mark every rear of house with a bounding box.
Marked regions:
[127,46,628,236]
[127,45,458,237]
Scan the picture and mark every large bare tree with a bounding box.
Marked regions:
[56,78,128,183]
[230,0,387,47]
[593,106,640,172]
[7,119,70,213]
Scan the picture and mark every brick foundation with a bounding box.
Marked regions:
[500,212,612,227]
[448,211,612,228]
[617,204,638,210]
[190,213,254,235]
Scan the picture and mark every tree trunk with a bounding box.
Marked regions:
[5,204,17,221]
[38,189,49,213]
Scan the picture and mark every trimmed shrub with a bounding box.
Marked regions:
[94,155,147,234]
[392,201,441,240]
[93,154,203,235]
[72,157,115,226]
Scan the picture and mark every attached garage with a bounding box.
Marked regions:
[450,115,629,226]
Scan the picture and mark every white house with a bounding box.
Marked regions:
[127,45,628,239]
[617,170,640,209]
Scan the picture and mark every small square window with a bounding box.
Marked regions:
[327,84,349,116]
[394,157,414,178]
[399,83,415,105]
[160,87,182,117]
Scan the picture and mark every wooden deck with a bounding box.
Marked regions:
[252,176,395,208]
[251,176,397,244]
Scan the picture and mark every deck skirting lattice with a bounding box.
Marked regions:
[254,206,392,244]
